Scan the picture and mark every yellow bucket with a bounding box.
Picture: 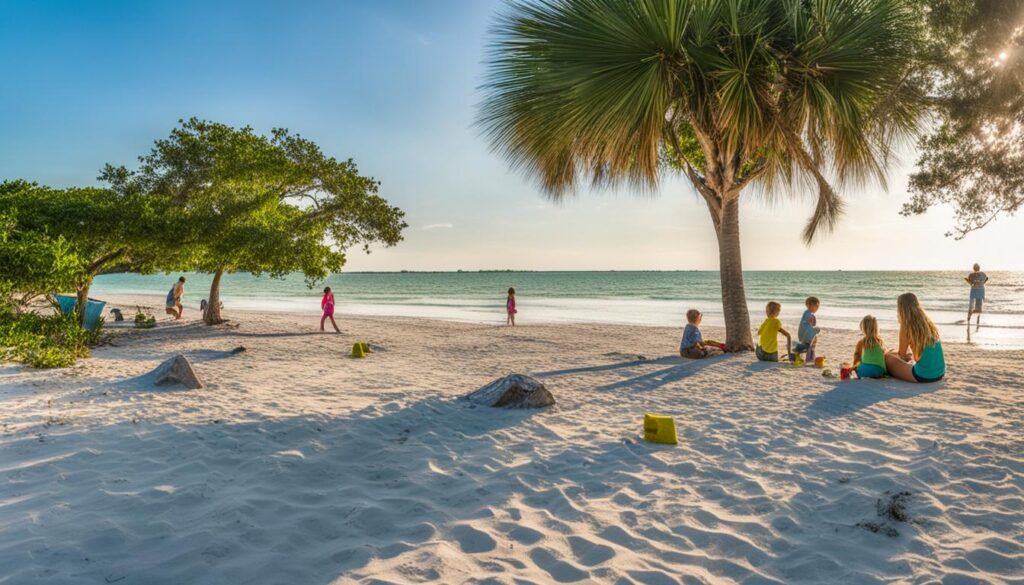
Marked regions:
[643,413,678,445]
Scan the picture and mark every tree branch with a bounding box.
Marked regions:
[87,247,128,275]
[729,160,768,196]
[954,198,1023,240]
[665,123,722,218]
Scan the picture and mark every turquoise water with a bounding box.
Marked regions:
[92,271,1024,348]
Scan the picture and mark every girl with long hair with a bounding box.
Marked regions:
[885,293,945,383]
[852,315,887,378]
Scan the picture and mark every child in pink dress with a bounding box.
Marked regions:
[506,287,517,326]
[320,287,340,333]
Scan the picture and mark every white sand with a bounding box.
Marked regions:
[2,296,1022,584]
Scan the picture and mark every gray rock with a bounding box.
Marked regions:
[152,354,203,390]
[464,374,554,409]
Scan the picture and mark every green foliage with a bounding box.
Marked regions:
[479,0,927,242]
[903,0,1024,237]
[102,118,408,321]
[0,179,181,322]
[0,183,85,309]
[0,311,102,368]
[134,309,157,328]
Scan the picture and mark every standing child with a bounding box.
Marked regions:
[797,296,822,362]
[320,287,340,333]
[506,287,517,326]
[756,301,792,362]
[852,315,887,378]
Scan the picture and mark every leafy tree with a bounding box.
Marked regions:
[903,0,1024,237]
[103,119,407,325]
[0,186,83,311]
[479,0,925,349]
[0,184,103,369]
[0,180,173,323]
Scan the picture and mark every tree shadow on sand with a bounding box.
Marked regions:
[3,396,736,585]
[534,355,681,378]
[103,348,247,392]
[805,378,944,419]
[112,320,327,340]
[6,382,955,584]
[590,354,731,393]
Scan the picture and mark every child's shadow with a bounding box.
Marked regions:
[805,378,944,419]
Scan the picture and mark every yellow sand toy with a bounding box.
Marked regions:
[351,342,371,358]
[643,413,678,445]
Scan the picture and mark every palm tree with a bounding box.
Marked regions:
[478,0,924,350]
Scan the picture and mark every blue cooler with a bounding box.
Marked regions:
[54,294,107,331]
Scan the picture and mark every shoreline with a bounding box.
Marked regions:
[97,292,1024,351]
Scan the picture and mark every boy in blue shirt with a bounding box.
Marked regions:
[680,309,721,359]
[796,296,821,363]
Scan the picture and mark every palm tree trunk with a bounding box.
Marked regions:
[204,267,226,325]
[716,197,754,351]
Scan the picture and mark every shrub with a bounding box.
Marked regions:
[0,312,102,368]
[134,309,157,329]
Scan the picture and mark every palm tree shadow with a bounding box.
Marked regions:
[534,355,680,378]
[805,378,945,419]
[593,354,730,393]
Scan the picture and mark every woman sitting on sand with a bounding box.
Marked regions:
[884,292,945,383]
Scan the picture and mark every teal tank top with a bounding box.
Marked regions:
[861,343,887,372]
[912,341,945,380]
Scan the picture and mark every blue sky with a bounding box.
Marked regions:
[1,0,1020,271]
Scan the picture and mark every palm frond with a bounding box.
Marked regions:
[478,0,927,238]
[478,0,692,197]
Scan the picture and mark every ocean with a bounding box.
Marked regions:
[91,271,1024,349]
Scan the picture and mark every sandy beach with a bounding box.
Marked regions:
[1,296,1022,584]
[4,0,1023,582]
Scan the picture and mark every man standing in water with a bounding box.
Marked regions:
[965,263,988,330]
[166,276,186,320]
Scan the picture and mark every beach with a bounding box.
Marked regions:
[2,297,1022,584]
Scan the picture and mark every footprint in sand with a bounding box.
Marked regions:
[567,535,616,566]
[529,547,589,583]
[627,569,683,585]
[507,525,544,545]
[451,524,497,553]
